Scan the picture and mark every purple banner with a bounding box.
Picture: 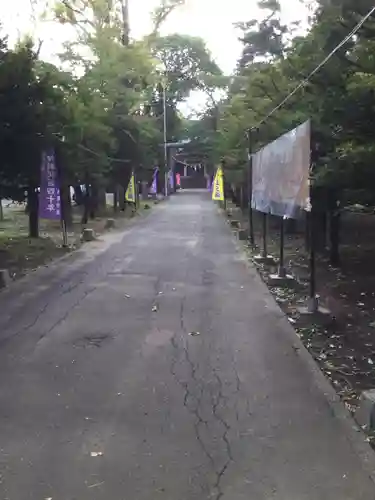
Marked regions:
[39,150,61,220]
[149,167,158,194]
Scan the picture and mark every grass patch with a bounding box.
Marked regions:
[0,199,151,281]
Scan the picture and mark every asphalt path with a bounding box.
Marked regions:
[0,190,374,499]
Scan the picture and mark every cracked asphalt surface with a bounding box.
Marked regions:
[0,190,375,499]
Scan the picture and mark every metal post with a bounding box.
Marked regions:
[56,142,68,248]
[134,170,138,210]
[222,166,227,210]
[247,128,255,247]
[163,82,168,197]
[61,219,68,247]
[261,212,267,258]
[308,205,318,312]
[278,216,286,277]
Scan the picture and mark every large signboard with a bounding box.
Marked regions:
[252,120,311,219]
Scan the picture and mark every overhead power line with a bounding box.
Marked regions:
[253,5,375,130]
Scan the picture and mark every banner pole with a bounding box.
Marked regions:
[308,202,318,312]
[55,144,68,248]
[247,128,255,247]
[261,212,267,258]
[61,219,68,247]
[278,216,286,277]
[222,166,227,211]
[134,170,138,210]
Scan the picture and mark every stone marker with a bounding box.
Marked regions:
[105,218,115,229]
[230,220,240,228]
[0,269,11,289]
[355,389,375,431]
[268,273,296,287]
[82,228,95,242]
[253,254,276,266]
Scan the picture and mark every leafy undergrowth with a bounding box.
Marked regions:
[226,203,375,429]
[0,201,152,281]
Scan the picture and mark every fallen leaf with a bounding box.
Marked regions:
[90,452,103,457]
[288,317,296,324]
[152,305,158,312]
[88,481,105,489]
[189,331,200,337]
[325,361,336,370]
[124,294,130,299]
[368,358,374,365]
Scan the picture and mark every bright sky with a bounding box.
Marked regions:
[2,0,309,114]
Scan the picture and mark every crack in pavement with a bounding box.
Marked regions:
[168,294,240,500]
[0,242,132,346]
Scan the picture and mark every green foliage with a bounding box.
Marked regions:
[0,0,223,207]
[186,0,375,204]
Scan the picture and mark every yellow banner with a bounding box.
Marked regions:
[212,167,224,201]
[125,173,136,202]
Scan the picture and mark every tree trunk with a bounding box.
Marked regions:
[329,211,340,267]
[0,197,3,221]
[315,212,327,252]
[285,218,297,234]
[142,181,149,201]
[305,212,310,251]
[119,186,125,211]
[81,184,90,225]
[61,183,73,227]
[240,186,244,210]
[74,185,84,206]
[28,186,39,238]
[113,185,118,212]
[96,186,107,215]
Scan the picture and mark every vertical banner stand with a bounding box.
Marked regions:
[247,128,255,247]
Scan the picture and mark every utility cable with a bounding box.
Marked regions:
[253,5,375,129]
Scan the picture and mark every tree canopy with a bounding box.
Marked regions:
[186,0,375,205]
[0,0,219,233]
[3,0,375,239]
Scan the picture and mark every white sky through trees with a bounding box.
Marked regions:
[2,0,308,114]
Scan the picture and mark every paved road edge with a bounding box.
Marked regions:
[225,214,375,486]
[0,200,166,299]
